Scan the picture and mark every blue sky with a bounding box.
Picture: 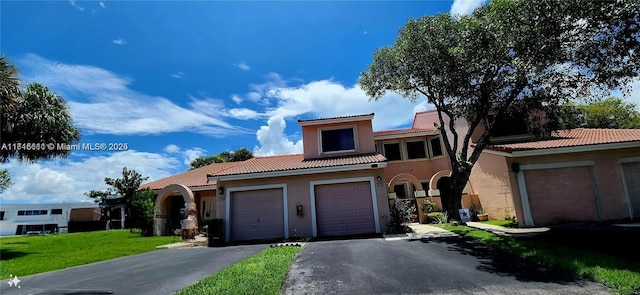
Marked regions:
[1,0,637,204]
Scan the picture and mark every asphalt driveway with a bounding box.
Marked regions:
[283,236,611,294]
[0,244,267,295]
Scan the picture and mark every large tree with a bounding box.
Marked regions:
[576,97,640,129]
[359,0,640,218]
[87,167,154,236]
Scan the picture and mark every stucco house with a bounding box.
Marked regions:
[144,112,459,241]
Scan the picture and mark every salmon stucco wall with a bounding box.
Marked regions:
[217,168,388,238]
[469,152,516,219]
[301,120,375,159]
[383,157,451,184]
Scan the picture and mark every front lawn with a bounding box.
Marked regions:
[176,246,300,295]
[0,230,177,279]
[436,224,640,295]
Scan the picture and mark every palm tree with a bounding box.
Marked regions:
[0,56,21,113]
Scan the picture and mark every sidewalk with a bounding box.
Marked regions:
[385,223,458,241]
[465,222,550,237]
[156,234,208,249]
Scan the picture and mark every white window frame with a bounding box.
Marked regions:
[405,139,428,161]
[428,136,445,159]
[382,141,403,162]
[318,125,358,155]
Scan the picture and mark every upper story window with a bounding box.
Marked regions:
[0,211,5,220]
[383,143,402,161]
[17,210,48,216]
[406,140,427,159]
[320,127,356,153]
[51,209,63,215]
[429,137,444,157]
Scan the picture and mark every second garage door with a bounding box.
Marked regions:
[315,181,375,237]
[231,188,284,241]
[622,161,640,218]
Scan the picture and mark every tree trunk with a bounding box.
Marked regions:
[443,162,473,221]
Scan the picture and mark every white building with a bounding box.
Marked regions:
[0,203,100,236]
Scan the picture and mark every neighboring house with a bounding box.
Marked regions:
[0,203,100,236]
[413,109,640,226]
[473,128,640,226]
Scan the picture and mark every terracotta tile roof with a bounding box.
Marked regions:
[373,128,437,137]
[141,162,242,190]
[488,128,640,152]
[297,113,374,123]
[209,153,387,177]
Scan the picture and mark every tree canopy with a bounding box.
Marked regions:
[189,148,254,169]
[86,167,154,236]
[575,97,640,129]
[359,0,640,218]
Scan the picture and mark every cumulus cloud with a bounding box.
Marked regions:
[164,144,180,154]
[227,108,263,120]
[182,148,207,166]
[112,38,127,45]
[254,116,303,156]
[235,61,251,71]
[231,94,243,104]
[17,54,249,137]
[171,72,185,79]
[450,0,486,16]
[0,151,181,204]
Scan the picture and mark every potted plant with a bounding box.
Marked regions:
[477,209,489,221]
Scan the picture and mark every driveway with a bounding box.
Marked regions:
[0,244,267,295]
[282,236,611,294]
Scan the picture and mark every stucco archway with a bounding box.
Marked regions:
[388,173,424,193]
[154,184,197,236]
[428,170,452,195]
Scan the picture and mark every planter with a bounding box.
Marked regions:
[477,214,489,221]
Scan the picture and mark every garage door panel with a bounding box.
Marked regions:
[231,188,284,241]
[315,181,375,237]
[524,167,597,225]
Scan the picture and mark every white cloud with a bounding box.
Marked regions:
[69,0,85,11]
[17,54,249,137]
[611,77,640,110]
[231,94,243,104]
[182,148,206,166]
[164,144,180,154]
[235,61,251,71]
[254,116,303,156]
[112,38,127,45]
[99,1,105,8]
[227,108,263,120]
[450,0,486,16]
[0,151,180,204]
[246,92,262,102]
[171,72,185,79]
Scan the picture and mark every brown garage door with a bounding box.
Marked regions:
[315,181,375,237]
[231,188,284,241]
[524,167,598,226]
[622,161,640,218]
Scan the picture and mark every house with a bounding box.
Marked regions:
[412,109,640,226]
[146,112,461,241]
[0,203,100,236]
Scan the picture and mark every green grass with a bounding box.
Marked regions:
[0,230,177,279]
[479,219,517,227]
[176,246,301,295]
[435,224,640,295]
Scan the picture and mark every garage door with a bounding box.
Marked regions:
[231,188,284,241]
[315,182,375,237]
[622,161,640,218]
[524,167,598,226]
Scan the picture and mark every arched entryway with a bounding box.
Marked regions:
[387,173,426,223]
[154,184,197,236]
[436,176,452,210]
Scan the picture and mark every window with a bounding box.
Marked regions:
[17,210,48,216]
[321,127,356,153]
[383,143,402,161]
[430,137,443,157]
[394,183,408,199]
[406,140,427,159]
[0,211,5,220]
[51,209,63,215]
